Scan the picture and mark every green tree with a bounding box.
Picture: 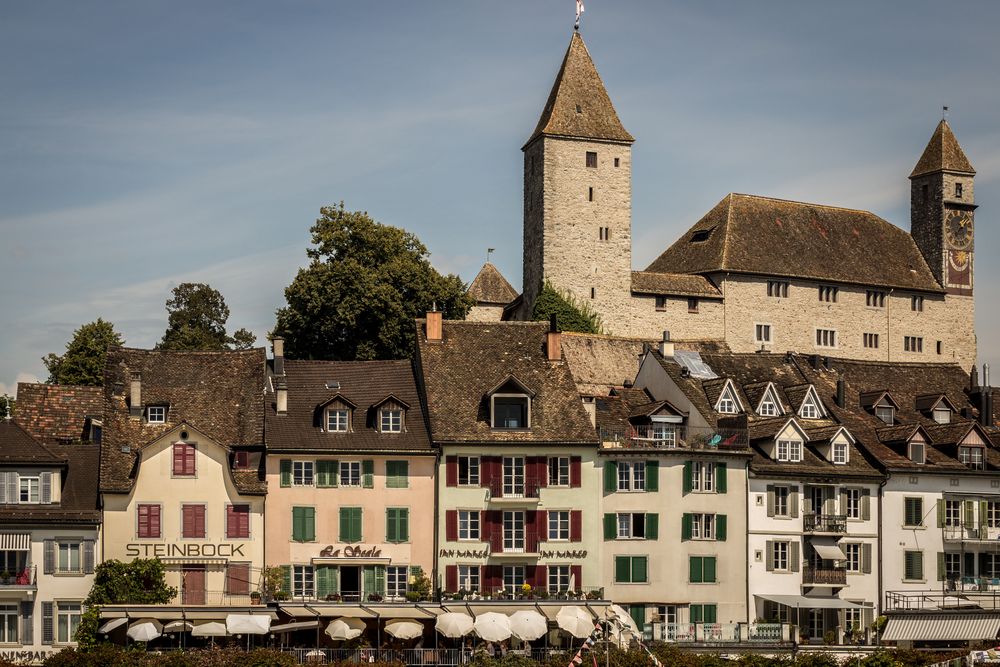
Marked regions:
[158,283,256,351]
[76,558,177,648]
[274,202,472,360]
[531,281,602,334]
[43,318,124,385]
[0,394,13,419]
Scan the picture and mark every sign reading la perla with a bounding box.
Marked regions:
[319,545,383,558]
[125,543,246,558]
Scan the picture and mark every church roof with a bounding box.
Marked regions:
[467,262,518,305]
[910,119,975,178]
[645,193,944,293]
[525,32,634,147]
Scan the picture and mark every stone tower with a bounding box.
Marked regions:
[910,119,977,296]
[521,32,635,322]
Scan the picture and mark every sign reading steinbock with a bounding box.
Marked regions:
[125,543,246,558]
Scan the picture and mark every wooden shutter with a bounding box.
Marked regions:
[633,557,648,583]
[965,501,977,530]
[570,510,582,542]
[703,557,715,583]
[604,461,617,493]
[445,510,458,541]
[281,565,292,595]
[293,507,305,541]
[861,489,871,521]
[570,456,582,487]
[528,456,546,489]
[715,514,726,542]
[646,513,659,540]
[386,509,397,543]
[863,544,872,574]
[936,500,945,528]
[616,556,631,583]
[83,540,95,574]
[766,541,775,571]
[766,485,775,517]
[790,541,800,572]
[790,488,799,518]
[645,461,659,492]
[227,504,250,539]
[40,472,52,503]
[681,513,692,541]
[280,459,292,487]
[715,463,727,493]
[0,471,8,503]
[316,460,335,488]
[981,501,990,530]
[682,461,692,493]
[485,565,503,593]
[446,565,458,592]
[688,557,701,583]
[533,565,547,588]
[603,514,616,540]
[526,510,539,551]
[43,539,55,574]
[362,460,374,488]
[21,602,33,645]
[446,456,458,486]
[399,509,409,542]
[316,566,333,599]
[227,563,250,595]
[571,565,582,591]
[840,489,849,517]
[803,487,814,515]
[41,601,53,645]
[937,553,946,581]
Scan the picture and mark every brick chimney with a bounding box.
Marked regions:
[546,314,561,361]
[276,380,288,415]
[129,373,142,418]
[426,306,443,342]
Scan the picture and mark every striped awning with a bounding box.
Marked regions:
[883,614,1000,642]
[0,534,30,550]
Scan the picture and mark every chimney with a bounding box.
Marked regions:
[980,364,993,428]
[276,381,288,416]
[985,363,991,388]
[836,378,846,408]
[426,305,442,342]
[546,314,561,361]
[658,330,674,358]
[810,354,821,370]
[971,365,980,390]
[129,373,142,418]
[271,336,285,376]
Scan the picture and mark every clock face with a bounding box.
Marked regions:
[945,209,973,250]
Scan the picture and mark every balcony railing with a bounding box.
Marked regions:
[803,513,847,534]
[485,476,542,500]
[885,589,1000,611]
[0,565,36,588]
[653,623,793,644]
[441,586,605,602]
[599,425,748,451]
[487,531,539,555]
[802,565,847,586]
[279,591,432,603]
[943,525,992,541]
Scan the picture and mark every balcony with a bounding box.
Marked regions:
[442,586,605,602]
[802,565,847,586]
[943,525,992,542]
[652,622,795,644]
[599,425,748,451]
[0,565,36,597]
[803,513,847,534]
[485,476,541,502]
[487,532,539,556]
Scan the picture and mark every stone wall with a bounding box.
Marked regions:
[467,305,505,322]
[910,171,976,291]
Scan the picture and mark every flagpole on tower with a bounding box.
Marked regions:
[575,0,585,30]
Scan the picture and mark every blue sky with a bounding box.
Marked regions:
[2,1,999,395]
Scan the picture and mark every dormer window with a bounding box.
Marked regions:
[776,439,802,463]
[234,451,250,470]
[756,384,783,417]
[800,399,818,419]
[933,407,952,424]
[326,407,349,432]
[875,402,895,426]
[380,408,402,432]
[489,377,534,430]
[19,476,41,503]
[908,441,925,464]
[959,446,985,470]
[146,406,167,423]
[713,380,743,415]
[832,441,848,465]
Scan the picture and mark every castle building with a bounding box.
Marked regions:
[499,32,978,371]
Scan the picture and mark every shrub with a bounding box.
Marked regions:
[531,281,602,334]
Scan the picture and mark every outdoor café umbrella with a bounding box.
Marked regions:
[508,610,548,641]
[608,604,639,635]
[98,618,127,634]
[326,617,366,641]
[385,619,424,640]
[227,614,271,635]
[163,620,193,633]
[435,612,474,638]
[556,606,595,639]
[127,619,163,642]
[191,621,229,637]
[474,612,512,642]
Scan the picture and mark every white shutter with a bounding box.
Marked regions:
[40,472,52,504]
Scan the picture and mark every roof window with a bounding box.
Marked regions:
[689,227,714,243]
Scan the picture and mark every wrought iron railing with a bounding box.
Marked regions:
[485,476,542,500]
[440,586,605,602]
[803,513,847,533]
[0,565,35,587]
[487,531,539,554]
[802,565,847,585]
[599,425,748,450]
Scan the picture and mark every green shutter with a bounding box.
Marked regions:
[604,461,618,493]
[604,513,618,540]
[364,566,376,596]
[399,509,409,542]
[965,501,977,530]
[981,501,989,530]
[305,507,316,542]
[387,461,409,488]
[690,605,703,623]
[704,556,717,583]
[317,460,337,488]
[352,508,363,542]
[362,460,374,488]
[281,565,291,595]
[645,461,659,492]
[375,565,386,595]
[703,605,717,624]
[386,509,397,543]
[633,556,648,583]
[292,507,305,541]
[936,499,944,528]
[386,508,408,543]
[937,552,946,581]
[280,459,292,487]
[716,462,727,493]
[689,556,701,583]
[645,513,658,540]
[615,556,630,583]
[316,566,333,599]
[683,461,693,494]
[681,513,692,541]
[339,508,350,542]
[715,515,727,542]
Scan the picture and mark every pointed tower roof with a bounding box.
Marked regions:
[910,119,975,178]
[467,262,518,305]
[525,32,634,148]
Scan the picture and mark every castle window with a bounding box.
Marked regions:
[688,298,699,313]
[911,296,924,312]
[815,329,837,348]
[586,151,597,168]
[863,333,879,349]
[655,296,667,312]
[755,324,771,344]
[865,290,886,308]
[614,158,620,168]
[955,183,963,198]
[936,341,943,355]
[904,336,923,353]
[590,287,596,299]
[599,226,610,241]
[767,281,789,298]
[575,104,582,113]
[588,187,594,202]
[818,285,838,302]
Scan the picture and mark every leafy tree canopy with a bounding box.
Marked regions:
[158,282,256,351]
[42,318,124,385]
[274,202,472,360]
[76,558,177,647]
[531,282,602,334]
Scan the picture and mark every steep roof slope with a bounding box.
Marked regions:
[467,262,518,306]
[910,119,975,178]
[15,383,103,445]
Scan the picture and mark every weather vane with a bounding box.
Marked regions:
[486,248,495,264]
[943,105,949,120]
[575,0,584,30]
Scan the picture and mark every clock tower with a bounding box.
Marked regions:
[909,119,977,295]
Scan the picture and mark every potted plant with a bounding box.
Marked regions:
[367,593,384,602]
[326,593,342,602]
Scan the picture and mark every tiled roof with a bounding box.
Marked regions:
[630,271,721,298]
[15,383,103,445]
[467,263,518,306]
[265,359,432,453]
[0,421,65,464]
[416,321,597,445]
[100,347,266,494]
[561,333,647,396]
[910,120,975,178]
[526,32,633,146]
[645,193,944,293]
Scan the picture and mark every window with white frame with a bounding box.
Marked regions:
[767,281,789,298]
[19,476,40,503]
[755,324,772,344]
[617,513,646,539]
[58,542,82,573]
[690,513,715,540]
[651,423,677,447]
[959,446,985,470]
[833,441,848,464]
[844,608,863,633]
[503,565,525,595]
[146,406,166,423]
[548,457,570,486]
[843,543,861,572]
[548,511,570,541]
[548,565,571,593]
[944,553,961,579]
[717,386,739,414]
[933,407,952,424]
[57,602,82,644]
[758,394,778,417]
[988,501,1000,528]
[292,461,314,486]
[844,488,861,519]
[339,461,361,487]
[386,565,408,598]
[293,565,315,597]
[458,510,480,540]
[458,456,479,486]
[458,565,480,592]
[875,401,895,425]
[326,408,349,432]
[908,441,925,464]
[691,461,715,492]
[380,408,402,433]
[945,500,961,527]
[800,393,821,419]
[816,329,837,348]
[985,554,1000,578]
[776,439,802,463]
[0,604,17,644]
[773,541,790,570]
[617,461,646,492]
[774,486,790,517]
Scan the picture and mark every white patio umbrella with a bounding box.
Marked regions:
[556,606,595,639]
[474,612,512,642]
[163,620,193,633]
[508,610,548,641]
[227,614,271,635]
[608,604,639,635]
[435,612,474,638]
[191,621,229,637]
[385,619,424,640]
[98,618,128,634]
[326,617,366,641]
[127,618,163,642]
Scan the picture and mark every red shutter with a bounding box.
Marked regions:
[227,563,250,595]
[137,505,148,537]
[571,565,582,592]
[150,505,161,538]
[538,511,547,541]
[534,565,547,589]
[446,565,458,592]
[446,456,458,487]
[483,456,501,487]
[528,456,545,488]
[227,504,250,539]
[182,505,194,538]
[570,510,582,542]
[570,456,582,487]
[173,443,196,476]
[172,444,183,476]
[196,505,205,537]
[485,565,503,593]
[445,511,458,542]
[526,510,539,552]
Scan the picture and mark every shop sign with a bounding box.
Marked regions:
[539,549,588,559]
[438,548,489,558]
[319,545,383,558]
[1,649,52,663]
[125,543,246,558]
